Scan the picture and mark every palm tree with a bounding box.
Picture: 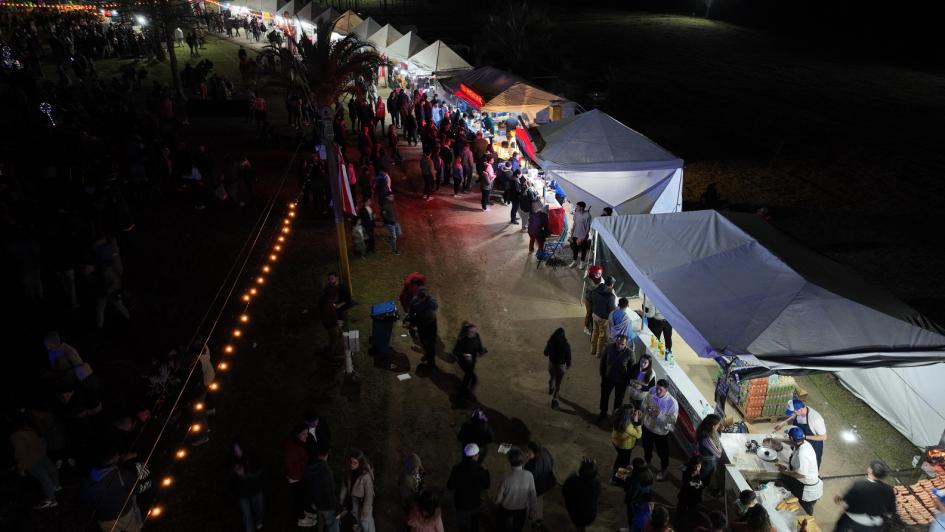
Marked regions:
[263,19,381,293]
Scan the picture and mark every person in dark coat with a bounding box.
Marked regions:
[561,458,601,532]
[527,210,549,254]
[453,322,487,398]
[306,446,340,531]
[408,287,439,367]
[597,334,634,422]
[524,442,556,529]
[229,442,264,532]
[447,443,491,532]
[544,328,572,409]
[457,409,495,463]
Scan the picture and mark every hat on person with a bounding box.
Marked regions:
[787,427,806,441]
[784,399,805,416]
[463,443,480,457]
[587,265,603,280]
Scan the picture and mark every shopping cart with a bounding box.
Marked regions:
[536,213,569,270]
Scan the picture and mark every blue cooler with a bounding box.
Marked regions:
[369,300,399,355]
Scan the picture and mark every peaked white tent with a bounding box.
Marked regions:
[295,1,313,21]
[592,210,945,446]
[386,31,427,62]
[349,17,381,41]
[367,24,403,52]
[408,40,472,76]
[332,10,363,34]
[313,6,340,25]
[535,109,683,214]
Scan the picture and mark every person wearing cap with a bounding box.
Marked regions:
[777,427,823,514]
[589,276,617,358]
[930,489,945,532]
[775,399,827,468]
[832,460,896,532]
[583,265,604,336]
[447,443,491,532]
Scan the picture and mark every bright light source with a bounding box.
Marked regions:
[274,245,282,251]
[161,476,173,487]
[224,345,234,354]
[278,236,285,242]
[256,276,265,284]
[249,288,258,295]
[262,266,270,273]
[841,430,858,443]
[194,402,204,411]
[269,254,278,261]
[233,329,242,337]
[208,382,220,391]
[176,449,187,459]
[282,227,290,234]
[190,423,202,433]
[218,362,228,371]
[242,294,251,302]
[240,314,249,322]
[149,506,163,518]
[135,14,147,26]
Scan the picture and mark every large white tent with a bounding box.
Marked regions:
[332,10,363,34]
[534,109,683,214]
[349,17,382,41]
[591,210,945,446]
[386,31,427,63]
[366,24,403,52]
[408,40,472,76]
[313,6,339,25]
[295,1,313,21]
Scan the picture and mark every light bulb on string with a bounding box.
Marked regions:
[249,288,258,295]
[274,245,282,251]
[289,211,296,218]
[209,382,220,391]
[176,448,188,459]
[149,506,164,518]
[256,276,265,285]
[233,328,242,338]
[282,227,290,234]
[218,361,229,371]
[242,294,251,302]
[262,265,270,273]
[190,423,202,433]
[278,236,285,242]
[269,254,278,261]
[224,345,234,354]
[284,218,291,225]
[240,314,249,323]
[194,402,205,411]
[161,476,173,488]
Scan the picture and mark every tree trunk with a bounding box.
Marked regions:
[159,4,183,96]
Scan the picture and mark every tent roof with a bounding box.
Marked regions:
[537,109,681,170]
[408,40,472,76]
[313,6,340,24]
[295,1,313,19]
[367,23,403,50]
[349,16,381,40]
[547,168,680,214]
[441,66,567,113]
[386,31,427,62]
[258,0,278,13]
[591,210,945,370]
[331,10,362,33]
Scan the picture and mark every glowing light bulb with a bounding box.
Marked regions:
[209,382,220,391]
[233,329,242,337]
[256,276,265,284]
[218,362,229,371]
[242,294,251,302]
[161,476,173,487]
[240,314,249,322]
[194,402,205,411]
[176,449,187,459]
[262,266,270,273]
[249,288,258,295]
[149,506,163,518]
[282,227,290,234]
[274,245,282,251]
[190,423,202,433]
[224,345,234,354]
[278,236,285,242]
[284,218,291,225]
[289,211,296,218]
[269,254,277,261]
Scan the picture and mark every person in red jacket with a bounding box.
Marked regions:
[284,424,314,527]
[375,99,386,135]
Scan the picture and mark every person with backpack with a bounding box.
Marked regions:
[454,322,487,399]
[544,328,572,409]
[597,334,634,423]
[524,442,556,530]
[562,458,601,532]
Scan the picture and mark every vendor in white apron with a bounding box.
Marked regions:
[778,427,823,515]
[774,399,827,468]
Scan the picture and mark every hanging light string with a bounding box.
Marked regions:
[103,140,306,530]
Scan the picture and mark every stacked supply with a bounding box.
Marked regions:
[761,375,797,417]
[895,476,945,526]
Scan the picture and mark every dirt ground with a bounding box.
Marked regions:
[134,10,945,532]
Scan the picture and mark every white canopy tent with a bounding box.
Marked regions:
[407,40,472,76]
[258,0,277,14]
[332,10,363,34]
[534,109,683,214]
[386,31,427,63]
[366,24,403,52]
[440,66,569,115]
[349,17,382,41]
[591,211,945,447]
[295,1,313,21]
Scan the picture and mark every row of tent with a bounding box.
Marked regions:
[225,3,474,76]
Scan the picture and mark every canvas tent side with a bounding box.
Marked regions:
[332,10,363,34]
[313,6,340,25]
[350,17,382,41]
[367,24,403,52]
[590,211,945,446]
[295,1,313,21]
[533,109,683,214]
[407,40,472,76]
[386,31,428,62]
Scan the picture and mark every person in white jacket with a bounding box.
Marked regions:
[568,202,593,269]
[641,379,678,481]
[495,448,537,532]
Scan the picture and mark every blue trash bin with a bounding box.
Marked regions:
[370,300,399,355]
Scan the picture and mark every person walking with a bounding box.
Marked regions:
[10,413,61,510]
[284,424,315,527]
[357,199,375,254]
[583,265,604,335]
[568,202,592,269]
[461,143,476,192]
[495,448,537,532]
[832,461,896,532]
[420,150,435,200]
[611,406,643,484]
[774,399,828,468]
[454,322,487,399]
[447,444,491,532]
[562,458,601,532]
[451,158,465,197]
[641,379,679,481]
[408,287,439,367]
[544,328,572,409]
[597,334,634,422]
[457,409,495,464]
[229,442,264,532]
[381,199,402,255]
[479,156,496,211]
[340,449,376,532]
[524,442,556,530]
[589,276,617,358]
